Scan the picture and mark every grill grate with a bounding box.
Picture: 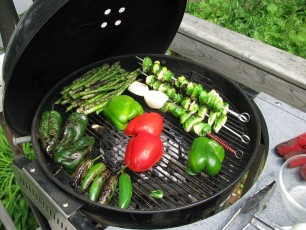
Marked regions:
[48,63,253,212]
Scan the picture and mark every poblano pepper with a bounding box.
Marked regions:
[102,95,143,130]
[186,137,225,176]
[54,112,88,151]
[53,136,95,173]
[39,110,62,157]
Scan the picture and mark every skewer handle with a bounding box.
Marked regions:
[207,133,243,159]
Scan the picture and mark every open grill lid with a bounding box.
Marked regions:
[2,0,187,135]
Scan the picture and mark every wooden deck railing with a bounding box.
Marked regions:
[170,13,306,112]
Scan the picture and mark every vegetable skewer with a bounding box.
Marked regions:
[143,71,250,143]
[136,56,250,123]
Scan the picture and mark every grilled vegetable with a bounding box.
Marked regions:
[128,81,149,96]
[53,136,95,173]
[142,56,153,72]
[39,110,62,156]
[162,102,212,137]
[70,155,102,187]
[118,171,132,209]
[80,162,107,193]
[88,171,110,202]
[193,122,211,137]
[103,95,144,130]
[213,114,227,133]
[150,190,164,199]
[208,111,219,126]
[55,112,88,150]
[124,132,163,172]
[144,90,169,109]
[183,116,203,132]
[186,137,225,176]
[142,57,229,114]
[98,175,118,205]
[56,62,139,114]
[125,112,164,137]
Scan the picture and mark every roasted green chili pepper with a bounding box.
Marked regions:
[70,155,102,187]
[118,171,132,209]
[81,162,107,193]
[56,112,88,150]
[88,171,110,202]
[39,110,62,157]
[98,175,118,205]
[53,136,95,173]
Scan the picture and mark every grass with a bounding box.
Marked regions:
[0,127,38,230]
[186,0,306,59]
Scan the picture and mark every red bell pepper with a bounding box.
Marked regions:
[124,132,163,172]
[275,132,306,157]
[124,112,163,137]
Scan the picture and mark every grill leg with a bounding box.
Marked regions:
[13,155,98,230]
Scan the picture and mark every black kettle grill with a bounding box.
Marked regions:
[1,0,266,229]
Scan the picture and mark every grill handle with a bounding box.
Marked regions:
[13,135,31,145]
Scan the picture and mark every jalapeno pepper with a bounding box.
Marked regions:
[70,155,102,187]
[98,175,118,205]
[53,136,95,173]
[39,110,62,157]
[80,162,107,193]
[186,137,225,176]
[118,171,132,209]
[88,171,110,202]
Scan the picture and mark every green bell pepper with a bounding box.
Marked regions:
[186,137,225,176]
[102,95,143,130]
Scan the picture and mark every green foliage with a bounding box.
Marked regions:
[0,127,38,230]
[186,0,306,59]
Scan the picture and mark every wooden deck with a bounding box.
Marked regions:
[170,13,306,112]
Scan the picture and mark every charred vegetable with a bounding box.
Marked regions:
[88,171,110,202]
[70,155,102,187]
[53,136,95,173]
[80,162,107,193]
[55,112,88,151]
[98,175,118,205]
[39,110,62,157]
[56,62,139,114]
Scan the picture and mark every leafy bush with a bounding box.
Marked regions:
[186,0,306,59]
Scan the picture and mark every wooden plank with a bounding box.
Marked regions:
[170,14,306,112]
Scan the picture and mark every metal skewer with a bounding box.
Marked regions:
[136,56,250,123]
[204,114,250,143]
[137,67,251,144]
